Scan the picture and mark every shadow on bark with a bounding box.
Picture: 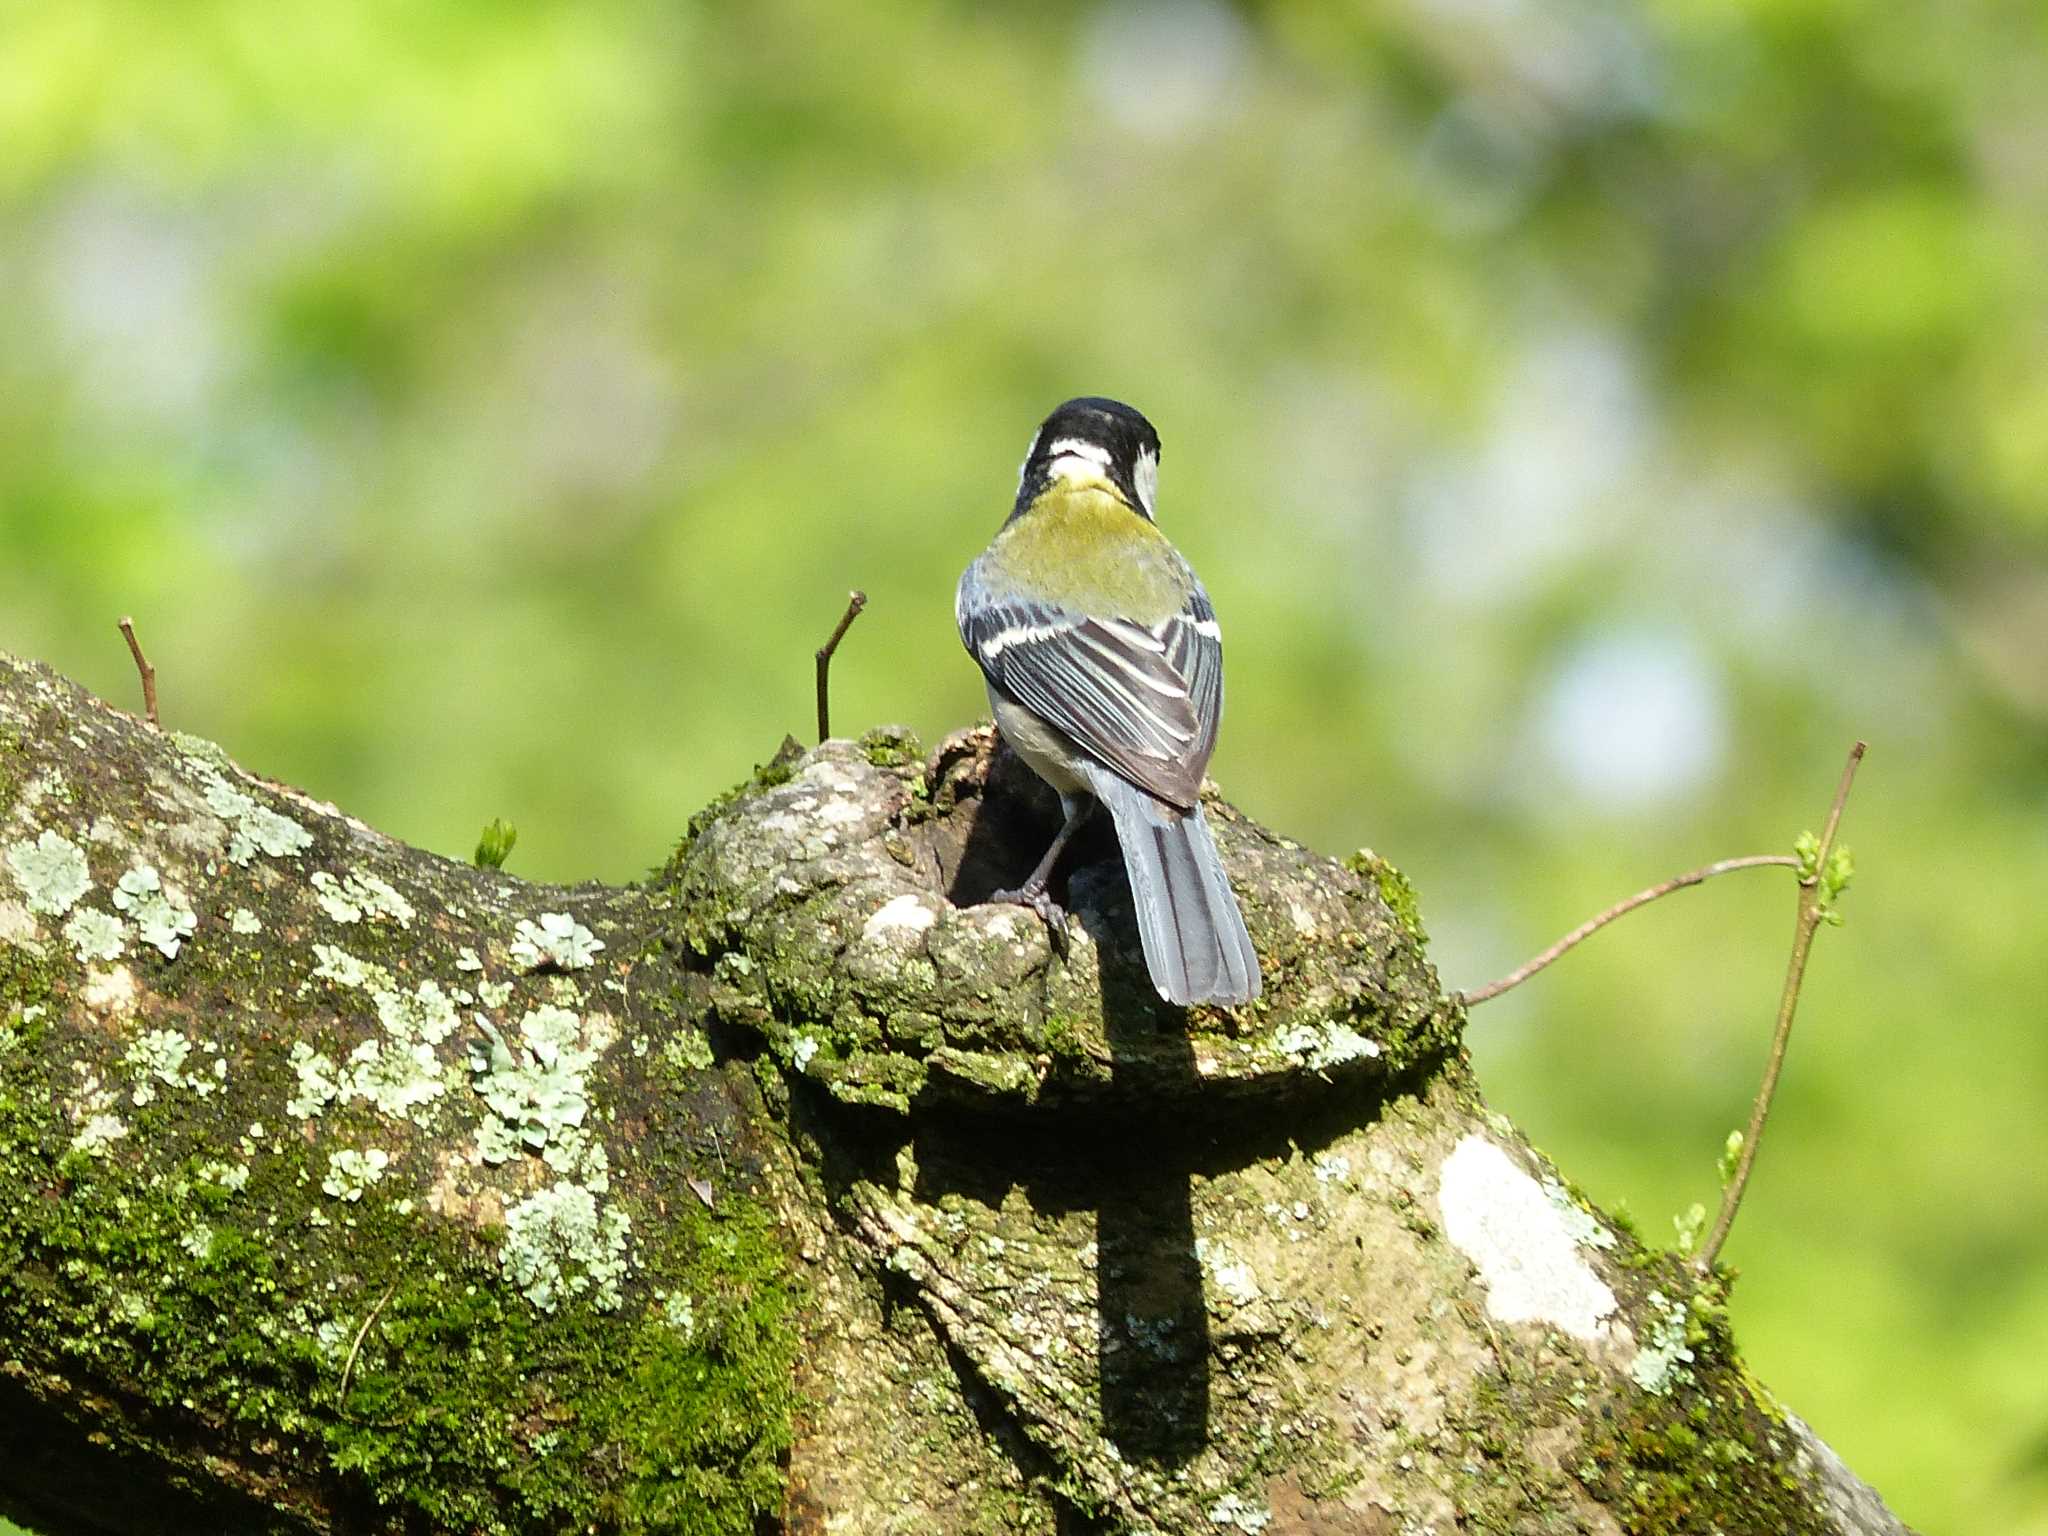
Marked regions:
[0,1372,306,1536]
[938,744,1213,1467]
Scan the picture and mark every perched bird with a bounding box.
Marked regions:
[956,397,1260,1006]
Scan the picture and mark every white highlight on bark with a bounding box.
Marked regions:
[1437,1134,1616,1341]
[862,893,938,943]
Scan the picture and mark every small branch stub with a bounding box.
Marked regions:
[117,615,159,729]
[815,589,867,743]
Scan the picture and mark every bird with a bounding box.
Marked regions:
[956,396,1261,1007]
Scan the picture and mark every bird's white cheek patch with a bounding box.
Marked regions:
[1046,456,1113,487]
[1045,437,1113,467]
[1436,1134,1616,1341]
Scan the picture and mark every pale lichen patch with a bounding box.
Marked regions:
[1271,1022,1382,1073]
[656,1288,697,1337]
[468,1004,602,1170]
[1311,1151,1352,1185]
[66,1069,129,1157]
[321,1147,392,1202]
[375,979,460,1048]
[1628,1289,1697,1395]
[192,762,315,865]
[286,1044,343,1120]
[1194,1237,1261,1307]
[310,870,415,927]
[63,906,125,964]
[1206,1492,1272,1532]
[71,1112,129,1156]
[341,1027,453,1119]
[288,965,462,1122]
[196,1158,252,1193]
[110,865,197,959]
[1542,1176,1618,1252]
[310,943,388,991]
[1437,1134,1617,1341]
[499,1180,632,1312]
[5,828,90,916]
[121,1027,216,1105]
[508,912,604,971]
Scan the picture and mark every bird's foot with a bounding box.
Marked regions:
[991,883,1069,952]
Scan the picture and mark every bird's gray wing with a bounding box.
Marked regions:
[1167,581,1224,772]
[958,568,1220,811]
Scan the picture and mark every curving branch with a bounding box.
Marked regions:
[0,652,1913,1535]
[1457,855,1803,1007]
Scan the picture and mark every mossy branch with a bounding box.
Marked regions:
[0,655,1911,1536]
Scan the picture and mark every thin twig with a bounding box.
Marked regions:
[1457,855,1803,1007]
[708,1123,729,1180]
[815,589,867,743]
[337,1276,401,1415]
[117,616,159,729]
[1697,741,1867,1272]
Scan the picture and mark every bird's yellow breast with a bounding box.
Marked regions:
[980,483,1185,623]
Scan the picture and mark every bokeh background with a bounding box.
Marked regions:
[3,1,2045,1530]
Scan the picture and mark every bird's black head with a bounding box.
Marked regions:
[1014,396,1162,521]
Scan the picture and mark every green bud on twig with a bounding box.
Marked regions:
[1718,1130,1743,1188]
[474,818,518,870]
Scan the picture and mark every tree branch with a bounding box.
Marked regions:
[1458,854,1803,1006]
[0,655,1911,1535]
[1698,740,1867,1272]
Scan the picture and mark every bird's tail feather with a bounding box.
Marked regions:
[1084,768,1261,1006]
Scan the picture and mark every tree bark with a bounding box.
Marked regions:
[0,651,1912,1536]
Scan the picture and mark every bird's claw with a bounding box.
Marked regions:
[991,884,1070,952]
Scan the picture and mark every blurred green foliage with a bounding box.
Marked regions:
[3,1,2046,1531]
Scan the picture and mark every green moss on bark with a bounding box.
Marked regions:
[0,1033,799,1535]
[1574,1294,1829,1536]
[0,656,802,1534]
